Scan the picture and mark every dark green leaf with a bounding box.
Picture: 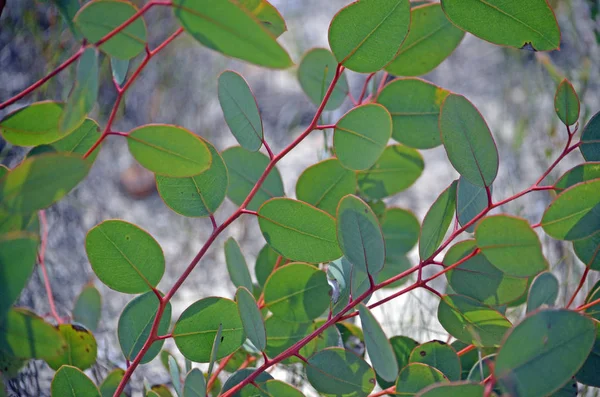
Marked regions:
[225,238,253,291]
[554,79,580,126]
[297,48,349,110]
[0,232,38,317]
[0,101,66,146]
[358,304,398,382]
[456,176,489,233]
[573,231,600,270]
[581,111,600,161]
[51,0,81,39]
[169,355,182,397]
[46,324,97,370]
[409,341,461,381]
[72,283,102,332]
[576,328,600,387]
[583,279,600,321]
[51,365,100,397]
[416,382,484,397]
[381,207,419,259]
[221,368,273,397]
[183,368,206,397]
[377,335,420,389]
[419,181,457,260]
[260,380,305,397]
[99,369,126,397]
[255,244,280,288]
[526,271,559,313]
[111,58,129,86]
[395,363,448,396]
[236,287,266,352]
[555,162,600,191]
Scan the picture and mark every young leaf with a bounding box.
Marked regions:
[297,48,349,110]
[0,101,66,146]
[127,125,212,178]
[306,348,376,396]
[237,0,287,37]
[296,158,357,216]
[409,341,461,381]
[173,297,245,363]
[235,287,266,352]
[172,0,292,69]
[555,162,600,191]
[494,309,596,396]
[218,71,263,152]
[395,363,448,395]
[416,382,485,397]
[541,179,600,241]
[576,328,600,388]
[258,198,341,263]
[99,369,126,397]
[333,104,392,171]
[0,153,89,214]
[183,368,206,397]
[224,238,253,291]
[0,232,38,317]
[456,176,489,233]
[440,0,561,51]
[581,111,600,161]
[554,79,580,126]
[59,48,98,135]
[328,0,411,73]
[263,263,331,322]
[386,3,464,77]
[440,94,499,188]
[337,195,386,276]
[573,231,600,270]
[51,365,101,397]
[419,181,457,260]
[475,215,548,277]
[358,304,398,382]
[526,271,559,313]
[358,144,424,200]
[118,292,172,364]
[111,58,129,86]
[169,355,182,397]
[222,146,284,211]
[46,324,97,371]
[72,283,102,332]
[376,78,450,149]
[74,0,147,59]
[86,220,165,293]
[437,294,512,347]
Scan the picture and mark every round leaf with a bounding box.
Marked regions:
[258,198,341,263]
[358,144,424,200]
[263,263,331,322]
[235,287,266,352]
[576,328,600,387]
[225,238,253,291]
[86,220,165,293]
[222,146,284,211]
[456,176,489,233]
[419,181,457,261]
[377,336,420,389]
[72,283,102,332]
[416,382,484,397]
[358,304,398,382]
[440,0,560,51]
[118,292,171,364]
[386,3,464,76]
[218,71,263,152]
[475,215,548,277]
[334,104,392,171]
[0,101,67,146]
[46,324,98,371]
[494,309,596,397]
[555,162,600,191]
[127,125,212,178]
[573,231,600,270]
[409,341,461,381]
[395,363,448,396]
[0,232,38,316]
[238,0,287,37]
[376,78,450,149]
[51,365,100,397]
[328,0,410,73]
[173,297,245,363]
[581,110,600,161]
[526,271,559,313]
[297,48,349,110]
[440,94,498,188]
[156,140,228,217]
[74,0,147,60]
[554,79,580,126]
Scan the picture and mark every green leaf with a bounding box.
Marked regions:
[149,386,172,397]
[358,304,398,382]
[207,323,223,378]
[337,195,385,275]
[576,328,600,387]
[0,232,38,317]
[218,71,263,152]
[156,140,228,217]
[51,365,101,397]
[258,198,341,263]
[127,125,212,178]
[541,179,600,241]
[99,369,126,397]
[74,0,147,60]
[382,207,419,259]
[456,176,489,233]
[306,348,376,397]
[118,292,171,364]
[46,324,98,370]
[297,48,349,111]
[333,104,392,171]
[386,3,464,76]
[376,78,450,149]
[444,240,528,306]
[475,215,548,277]
[526,271,559,313]
[51,118,102,164]
[466,354,495,383]
[222,146,284,211]
[59,48,98,135]
[72,283,102,332]
[419,181,457,260]
[409,341,461,381]
[437,294,512,347]
[415,382,484,397]
[440,0,561,51]
[263,263,331,322]
[494,309,596,397]
[573,231,600,270]
[395,363,448,396]
[183,368,206,397]
[51,0,81,39]
[0,350,26,380]
[554,79,580,126]
[581,111,600,161]
[0,308,65,360]
[221,368,273,397]
[235,287,266,352]
[0,101,67,146]
[255,244,280,288]
[555,162,600,191]
[358,144,424,200]
[86,220,165,293]
[111,58,129,86]
[377,336,420,389]
[225,238,253,291]
[328,0,410,73]
[173,297,245,363]
[169,355,182,397]
[172,0,292,69]
[0,153,89,214]
[237,0,287,37]
[583,280,600,321]
[440,94,498,187]
[296,158,357,216]
[260,380,305,397]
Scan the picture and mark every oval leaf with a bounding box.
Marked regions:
[382,207,419,258]
[555,79,580,126]
[377,336,420,389]
[581,110,600,161]
[0,232,38,317]
[255,244,280,288]
[416,382,484,397]
[235,287,266,352]
[297,48,349,110]
[456,176,489,233]
[72,283,102,332]
[51,365,100,397]
[46,324,98,371]
[99,369,126,397]
[419,181,457,260]
[395,363,448,395]
[238,0,287,37]
[576,328,600,388]
[225,238,253,291]
[555,162,600,191]
[111,57,129,86]
[51,118,103,164]
[573,231,600,270]
[0,101,66,146]
[358,304,398,382]
[183,368,206,397]
[526,271,559,313]
[409,341,461,381]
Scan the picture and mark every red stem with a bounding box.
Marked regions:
[38,210,62,324]
[457,344,476,356]
[206,352,235,393]
[358,73,376,104]
[370,386,395,397]
[567,266,590,308]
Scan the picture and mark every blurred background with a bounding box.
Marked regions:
[1,0,600,395]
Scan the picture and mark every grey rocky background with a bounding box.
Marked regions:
[1,0,600,395]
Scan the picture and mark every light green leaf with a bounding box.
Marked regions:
[169,355,182,397]
[225,238,253,291]
[409,341,461,381]
[51,365,101,397]
[456,176,489,233]
[581,111,600,161]
[237,0,287,37]
[46,324,98,371]
[72,283,102,332]
[297,48,349,110]
[236,287,266,352]
[526,271,559,313]
[419,181,457,260]
[358,304,398,382]
[260,380,305,397]
[395,363,448,396]
[51,0,81,39]
[51,118,102,164]
[0,232,38,317]
[0,101,67,146]
[99,369,126,397]
[111,58,129,86]
[554,79,580,126]
[183,368,206,397]
[555,162,600,191]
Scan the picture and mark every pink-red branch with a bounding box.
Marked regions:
[38,210,62,324]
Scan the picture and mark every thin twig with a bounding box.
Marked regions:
[38,211,62,324]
